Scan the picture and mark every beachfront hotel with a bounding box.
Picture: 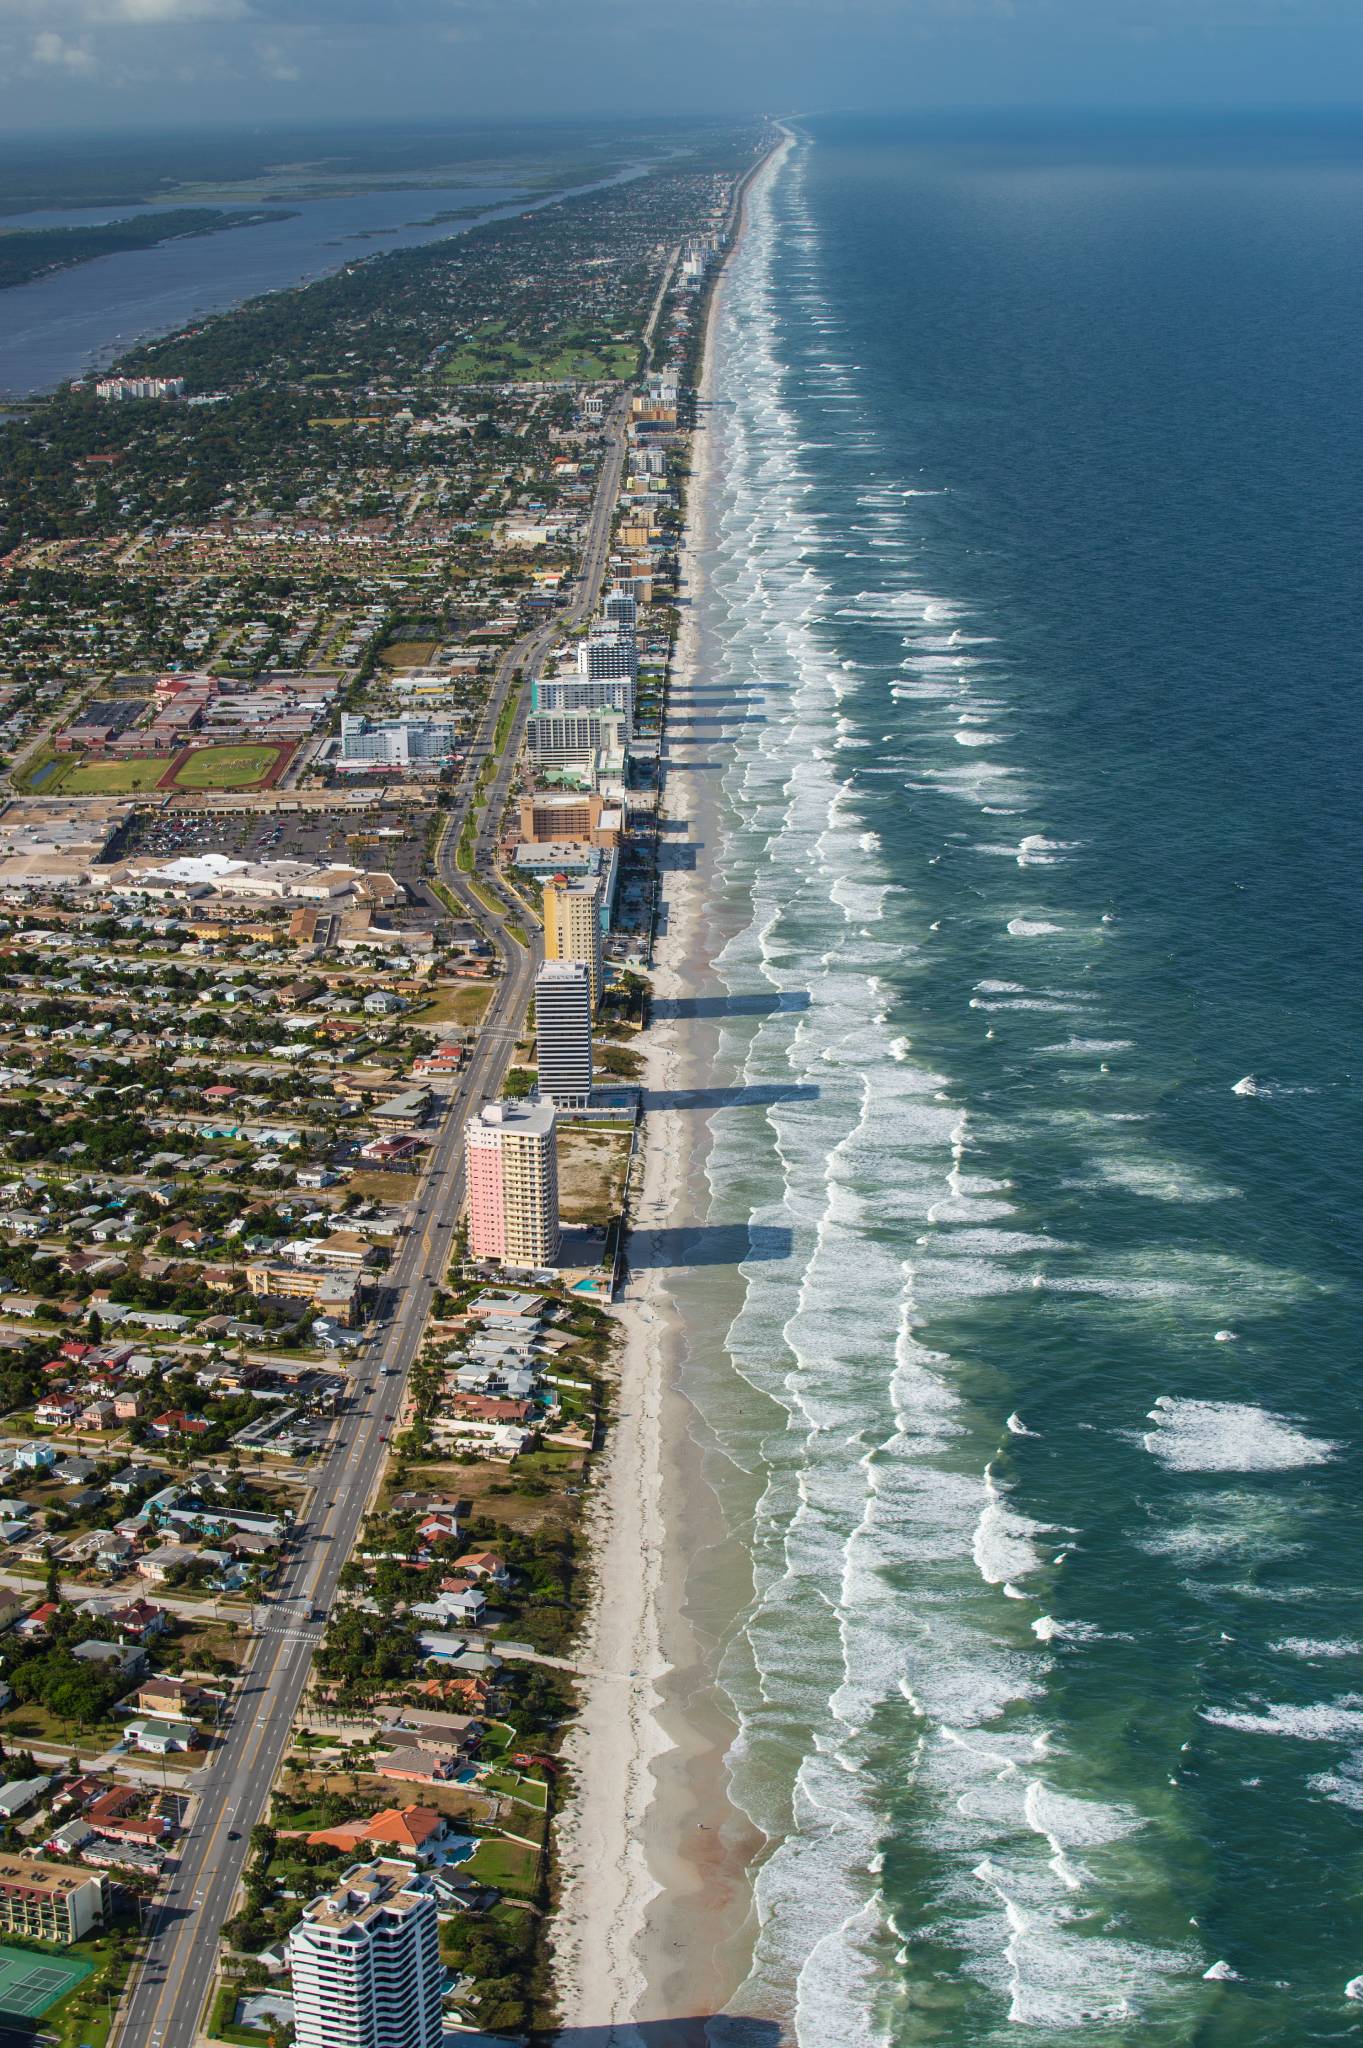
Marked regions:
[288,1859,444,2048]
[542,872,603,1010]
[535,959,593,1109]
[465,1098,560,1269]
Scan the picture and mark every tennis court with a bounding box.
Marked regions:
[0,1943,90,2018]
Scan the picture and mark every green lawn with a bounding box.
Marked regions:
[480,1767,549,1811]
[460,1835,540,1894]
[171,744,284,790]
[63,755,169,794]
[440,321,640,384]
[0,1700,123,1750]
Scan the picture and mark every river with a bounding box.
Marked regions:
[0,161,649,398]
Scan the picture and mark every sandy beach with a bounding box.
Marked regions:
[550,141,788,2048]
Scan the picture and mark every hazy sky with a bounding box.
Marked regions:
[2,0,1362,133]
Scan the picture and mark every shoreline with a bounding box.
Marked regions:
[550,136,791,2046]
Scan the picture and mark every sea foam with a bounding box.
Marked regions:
[1143,1397,1337,1472]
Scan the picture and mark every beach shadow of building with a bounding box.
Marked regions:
[641,1083,817,1112]
[551,2017,785,2045]
[649,992,810,1021]
[627,1222,793,1270]
[666,713,767,729]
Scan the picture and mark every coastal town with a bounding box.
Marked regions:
[0,120,770,2048]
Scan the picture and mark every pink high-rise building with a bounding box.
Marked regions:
[465,1099,559,1269]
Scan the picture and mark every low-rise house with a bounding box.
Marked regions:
[108,1464,159,1497]
[448,1394,535,1428]
[133,1676,208,1719]
[122,1717,198,1755]
[53,1458,99,1486]
[374,1746,459,1785]
[107,1598,167,1640]
[0,1775,51,1819]
[15,1602,60,1639]
[87,1531,134,1573]
[150,1410,209,1439]
[54,1773,105,1812]
[289,1230,376,1272]
[411,1585,487,1628]
[455,1550,511,1586]
[72,1640,147,1682]
[34,1396,79,1429]
[139,1543,202,1582]
[46,1818,96,1859]
[305,1805,465,1865]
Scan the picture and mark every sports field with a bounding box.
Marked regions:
[169,743,287,790]
[61,756,169,795]
[0,1942,91,2018]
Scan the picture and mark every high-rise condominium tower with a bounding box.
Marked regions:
[535,960,593,1109]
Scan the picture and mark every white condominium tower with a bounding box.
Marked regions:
[533,672,633,720]
[465,1098,560,1269]
[542,872,603,1011]
[288,1860,444,2048]
[535,959,593,1108]
[577,622,638,682]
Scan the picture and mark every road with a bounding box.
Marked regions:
[117,390,631,2048]
[456,389,630,923]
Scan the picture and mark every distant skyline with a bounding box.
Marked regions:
[3,0,1363,134]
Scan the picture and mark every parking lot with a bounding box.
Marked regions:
[123,802,432,885]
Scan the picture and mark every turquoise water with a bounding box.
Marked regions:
[687,118,1363,2045]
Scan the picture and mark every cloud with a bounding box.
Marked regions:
[257,32,299,75]
[92,0,250,19]
[3,0,1363,127]
[0,0,249,21]
[31,26,96,66]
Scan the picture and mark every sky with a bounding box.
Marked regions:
[2,0,1363,133]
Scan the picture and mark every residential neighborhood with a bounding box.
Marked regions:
[0,106,763,2048]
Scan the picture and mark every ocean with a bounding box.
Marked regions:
[680,116,1363,2045]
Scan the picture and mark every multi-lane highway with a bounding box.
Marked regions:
[114,391,630,2048]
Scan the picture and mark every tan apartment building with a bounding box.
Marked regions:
[245,1263,360,1326]
[542,874,602,1011]
[518,792,621,848]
